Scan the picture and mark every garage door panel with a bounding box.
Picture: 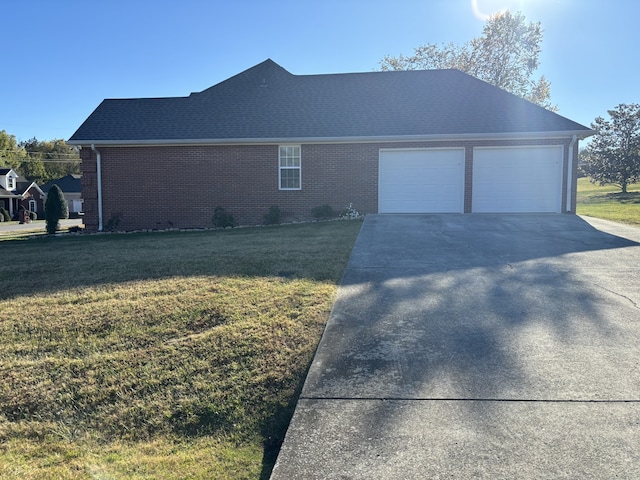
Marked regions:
[379,149,464,213]
[472,146,563,213]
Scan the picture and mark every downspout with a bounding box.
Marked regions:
[91,144,103,231]
[566,135,578,213]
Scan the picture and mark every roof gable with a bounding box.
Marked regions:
[15,180,43,196]
[69,59,592,144]
[0,168,18,177]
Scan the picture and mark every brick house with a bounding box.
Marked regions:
[0,168,45,219]
[68,59,593,232]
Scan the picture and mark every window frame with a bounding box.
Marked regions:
[7,176,15,190]
[278,145,302,191]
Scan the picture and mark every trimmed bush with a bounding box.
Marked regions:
[45,185,68,234]
[312,204,335,220]
[212,207,235,228]
[105,214,122,232]
[263,205,281,225]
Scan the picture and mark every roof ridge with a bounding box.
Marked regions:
[193,58,292,96]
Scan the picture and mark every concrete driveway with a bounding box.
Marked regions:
[271,214,640,479]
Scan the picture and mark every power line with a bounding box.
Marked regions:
[24,152,79,157]
[0,156,82,163]
[30,159,82,163]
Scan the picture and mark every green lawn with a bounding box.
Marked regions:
[576,177,640,225]
[0,220,362,479]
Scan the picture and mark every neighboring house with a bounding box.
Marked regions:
[41,174,83,217]
[0,168,45,219]
[68,59,593,232]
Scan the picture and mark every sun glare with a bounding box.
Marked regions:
[471,0,504,22]
[471,0,512,21]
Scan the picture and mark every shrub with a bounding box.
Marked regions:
[212,207,235,228]
[1,207,9,222]
[311,204,335,220]
[263,205,281,225]
[105,214,122,232]
[45,185,68,234]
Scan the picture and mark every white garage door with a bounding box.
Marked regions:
[472,146,563,213]
[379,148,465,213]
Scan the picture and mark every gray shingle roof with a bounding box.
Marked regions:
[41,174,82,193]
[68,59,591,144]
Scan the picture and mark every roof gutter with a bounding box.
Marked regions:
[91,144,103,231]
[566,134,578,212]
[68,130,596,147]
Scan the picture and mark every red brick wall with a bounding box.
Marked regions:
[80,148,98,231]
[19,187,45,214]
[80,137,576,232]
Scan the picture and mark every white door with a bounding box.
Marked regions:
[472,146,563,213]
[379,148,465,213]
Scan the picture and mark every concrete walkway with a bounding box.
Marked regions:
[271,214,640,479]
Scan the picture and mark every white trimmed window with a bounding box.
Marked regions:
[7,176,15,190]
[279,145,301,190]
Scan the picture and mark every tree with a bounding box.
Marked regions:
[1,131,80,184]
[583,104,640,193]
[21,137,81,183]
[45,184,69,234]
[0,130,26,170]
[379,11,555,110]
[18,157,48,184]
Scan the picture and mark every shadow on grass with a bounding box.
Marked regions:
[606,192,640,204]
[258,371,309,480]
[0,221,362,301]
[580,191,640,205]
[0,220,363,479]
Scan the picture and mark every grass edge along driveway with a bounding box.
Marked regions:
[576,176,640,225]
[0,220,362,480]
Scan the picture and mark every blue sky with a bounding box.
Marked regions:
[1,0,638,142]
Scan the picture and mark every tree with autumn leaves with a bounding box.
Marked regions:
[380,11,555,110]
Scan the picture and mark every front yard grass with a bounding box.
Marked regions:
[0,220,362,479]
[576,176,640,225]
